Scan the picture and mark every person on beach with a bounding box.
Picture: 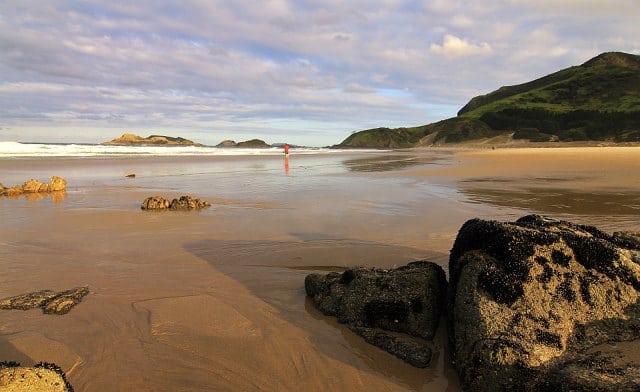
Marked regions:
[283,143,290,155]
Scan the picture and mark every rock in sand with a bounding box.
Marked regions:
[305,260,447,368]
[448,214,640,391]
[0,287,89,315]
[0,362,74,391]
[0,176,67,196]
[141,195,210,211]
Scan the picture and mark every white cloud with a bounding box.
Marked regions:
[451,14,475,29]
[343,83,375,94]
[430,34,492,57]
[508,0,639,18]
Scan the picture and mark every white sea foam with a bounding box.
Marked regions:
[0,141,354,158]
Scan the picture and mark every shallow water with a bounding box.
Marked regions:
[1,149,638,391]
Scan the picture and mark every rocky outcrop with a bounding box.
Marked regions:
[448,215,640,391]
[102,133,202,146]
[0,361,74,391]
[0,176,66,196]
[0,287,89,315]
[236,139,270,148]
[305,261,447,367]
[216,139,271,148]
[141,195,211,211]
[216,139,237,147]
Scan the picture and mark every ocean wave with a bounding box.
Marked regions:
[0,141,352,157]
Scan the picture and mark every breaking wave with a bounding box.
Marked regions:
[0,141,345,158]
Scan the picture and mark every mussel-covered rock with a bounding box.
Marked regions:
[448,215,640,391]
[305,261,447,367]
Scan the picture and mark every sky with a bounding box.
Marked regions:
[1,1,639,147]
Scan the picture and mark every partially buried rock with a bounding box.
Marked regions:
[448,214,640,391]
[141,195,210,211]
[0,287,89,315]
[305,261,447,367]
[0,361,74,391]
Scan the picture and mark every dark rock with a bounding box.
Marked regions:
[352,326,433,368]
[141,195,210,210]
[305,260,447,367]
[448,215,640,391]
[0,287,89,315]
[541,346,640,392]
[42,287,90,315]
[614,231,640,248]
[0,361,75,391]
[169,195,211,210]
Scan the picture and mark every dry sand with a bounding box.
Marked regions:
[414,147,640,189]
[0,147,638,391]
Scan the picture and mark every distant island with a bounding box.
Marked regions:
[215,139,272,148]
[337,51,640,148]
[102,133,203,146]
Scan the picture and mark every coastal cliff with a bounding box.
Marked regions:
[102,133,202,146]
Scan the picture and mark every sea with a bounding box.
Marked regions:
[0,141,359,158]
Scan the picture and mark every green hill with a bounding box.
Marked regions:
[337,52,640,147]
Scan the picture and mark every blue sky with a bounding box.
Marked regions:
[1,1,639,146]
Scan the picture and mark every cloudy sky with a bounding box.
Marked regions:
[1,1,638,146]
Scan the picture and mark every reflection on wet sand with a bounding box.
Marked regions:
[2,191,67,203]
[463,186,640,216]
[343,154,447,172]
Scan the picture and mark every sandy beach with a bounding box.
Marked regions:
[1,147,639,391]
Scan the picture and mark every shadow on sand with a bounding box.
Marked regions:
[183,236,460,391]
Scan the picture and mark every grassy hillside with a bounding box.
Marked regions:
[337,52,640,147]
[337,118,502,148]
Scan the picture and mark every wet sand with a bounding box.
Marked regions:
[1,147,638,391]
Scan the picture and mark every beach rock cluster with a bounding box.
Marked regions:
[0,287,89,315]
[305,215,640,391]
[0,176,66,196]
[0,361,74,391]
[141,195,211,210]
[305,261,447,367]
